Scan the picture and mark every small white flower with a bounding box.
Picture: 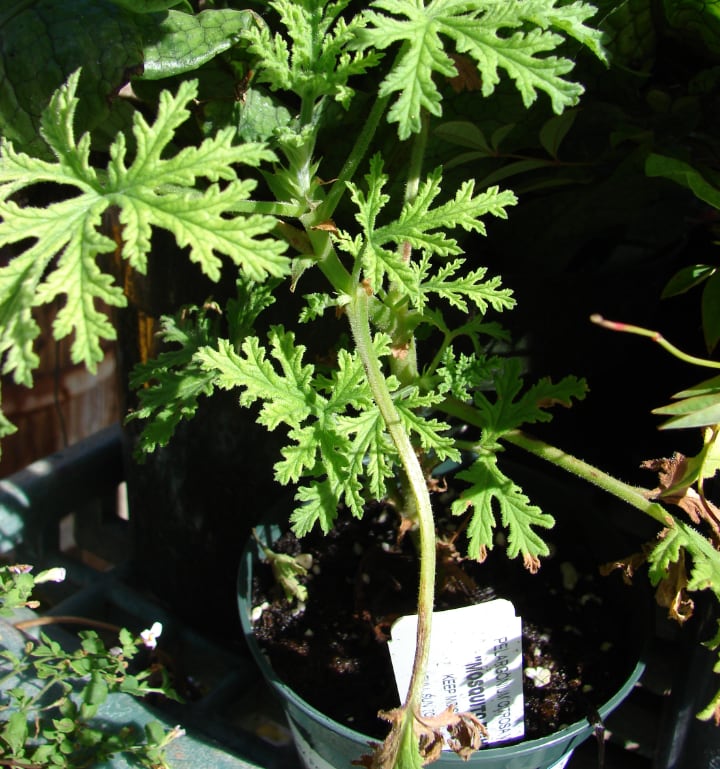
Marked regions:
[34,567,67,584]
[168,725,186,741]
[140,622,163,650]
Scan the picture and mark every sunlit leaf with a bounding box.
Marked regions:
[0,70,288,387]
[356,0,606,139]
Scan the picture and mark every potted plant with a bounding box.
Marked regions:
[2,2,720,768]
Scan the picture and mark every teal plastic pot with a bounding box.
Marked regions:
[238,519,646,769]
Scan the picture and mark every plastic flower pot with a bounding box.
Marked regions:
[238,516,646,769]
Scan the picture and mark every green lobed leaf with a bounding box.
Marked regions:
[395,389,459,461]
[336,408,397,501]
[356,0,606,139]
[452,453,554,568]
[437,350,505,401]
[198,329,415,534]
[382,175,518,253]
[127,310,220,454]
[343,155,416,294]
[242,0,382,106]
[647,519,720,602]
[345,157,518,308]
[471,357,587,445]
[128,281,277,455]
[416,256,515,314]
[0,70,287,385]
[292,478,352,535]
[198,331,316,430]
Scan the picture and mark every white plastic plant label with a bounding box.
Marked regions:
[388,599,524,747]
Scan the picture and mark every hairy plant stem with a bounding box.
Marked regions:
[444,391,672,526]
[318,95,390,224]
[232,200,309,218]
[346,285,435,754]
[404,111,430,207]
[295,96,392,297]
[500,429,671,525]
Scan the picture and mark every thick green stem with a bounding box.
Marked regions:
[501,430,671,526]
[318,95,390,223]
[386,112,430,387]
[305,228,353,295]
[232,200,309,218]
[346,285,436,729]
[441,398,671,527]
[403,111,430,207]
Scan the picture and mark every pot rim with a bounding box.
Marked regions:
[238,525,647,759]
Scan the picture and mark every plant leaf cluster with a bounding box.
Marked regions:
[7,0,711,766]
[0,1,604,764]
[0,565,181,768]
[0,70,286,395]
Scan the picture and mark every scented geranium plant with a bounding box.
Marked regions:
[2,1,720,766]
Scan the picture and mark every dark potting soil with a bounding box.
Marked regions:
[250,492,645,745]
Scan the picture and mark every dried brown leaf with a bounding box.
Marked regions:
[311,220,339,234]
[642,454,720,545]
[641,453,689,494]
[354,709,404,769]
[655,549,694,624]
[356,705,488,768]
[446,711,487,760]
[600,550,648,585]
[416,706,487,762]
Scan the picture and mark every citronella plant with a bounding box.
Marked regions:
[0,564,182,768]
[3,0,718,765]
